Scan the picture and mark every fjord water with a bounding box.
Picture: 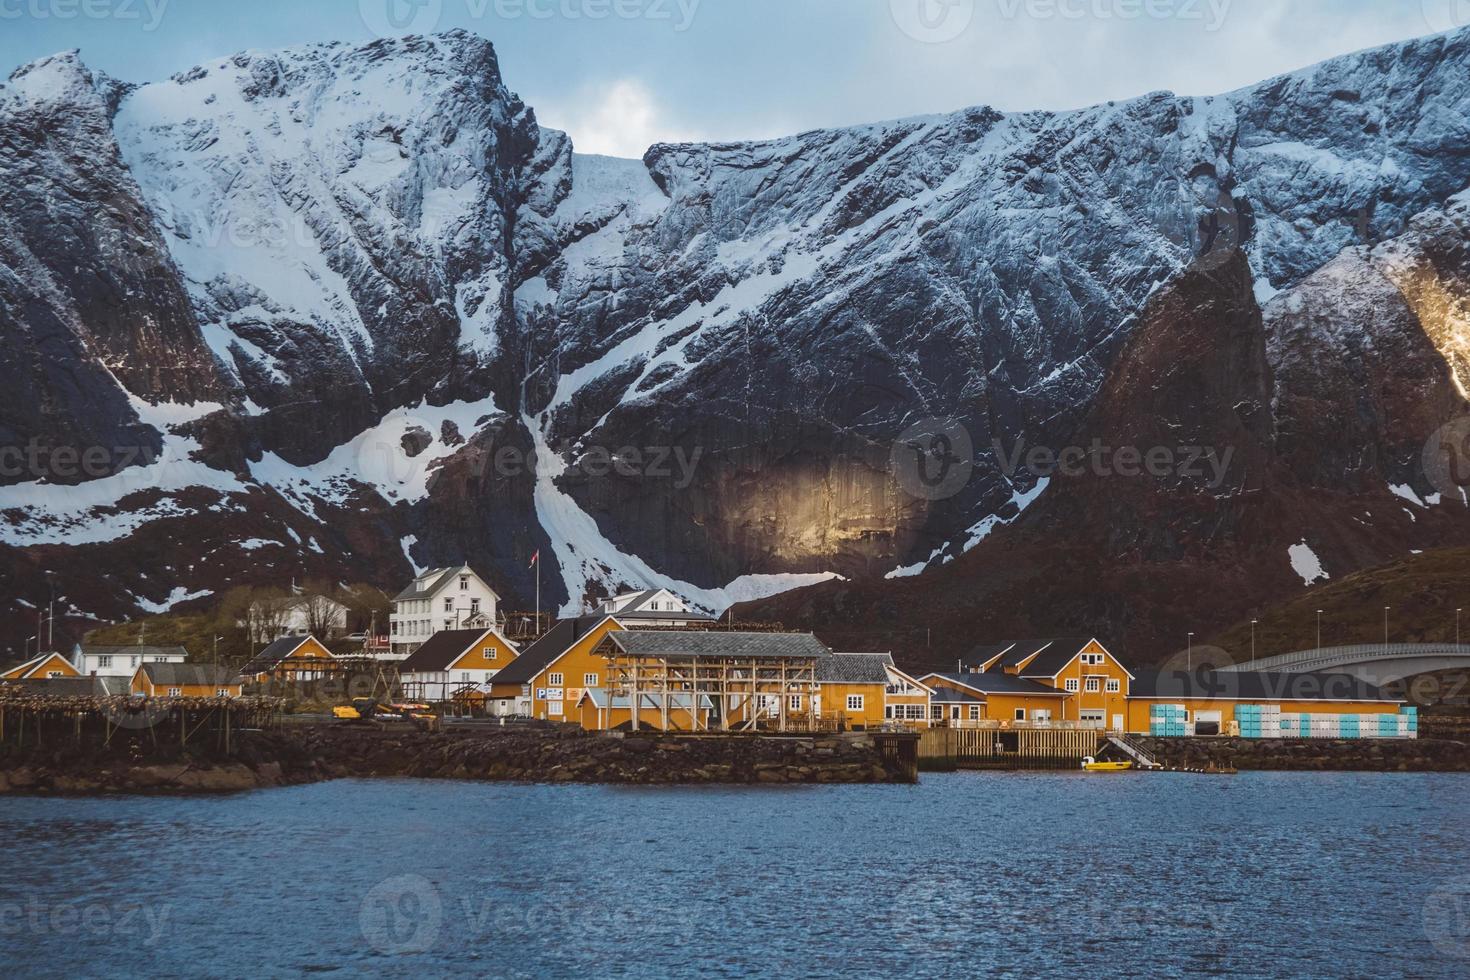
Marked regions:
[1,773,1466,977]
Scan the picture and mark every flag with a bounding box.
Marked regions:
[529,550,539,568]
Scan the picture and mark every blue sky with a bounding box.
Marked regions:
[1,0,1461,156]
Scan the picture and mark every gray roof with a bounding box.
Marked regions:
[605,631,831,661]
[394,567,460,601]
[139,662,240,686]
[394,566,498,602]
[817,653,894,684]
[1131,670,1396,703]
[239,635,326,676]
[400,629,494,673]
[15,677,105,697]
[928,686,984,704]
[925,671,1070,697]
[995,638,1097,677]
[604,590,714,621]
[489,617,607,686]
[578,688,714,710]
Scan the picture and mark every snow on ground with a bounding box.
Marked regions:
[249,396,501,513]
[134,586,213,614]
[962,478,1050,552]
[400,534,424,575]
[526,408,840,615]
[0,398,245,547]
[1287,541,1329,586]
[1388,483,1426,507]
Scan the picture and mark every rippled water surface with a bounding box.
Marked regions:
[1,772,1467,977]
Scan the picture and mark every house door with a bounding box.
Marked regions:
[1112,713,1124,733]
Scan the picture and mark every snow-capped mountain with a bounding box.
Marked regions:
[3,28,1470,658]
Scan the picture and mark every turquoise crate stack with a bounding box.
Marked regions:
[1148,703,1187,736]
[1236,704,1281,738]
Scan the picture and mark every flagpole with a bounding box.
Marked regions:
[535,554,541,629]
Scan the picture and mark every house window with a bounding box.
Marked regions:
[1014,708,1026,721]
[1106,679,1121,693]
[1065,678,1080,693]
[444,598,454,612]
[443,619,453,630]
[484,647,497,661]
[548,673,564,686]
[130,656,138,667]
[47,671,63,678]
[548,701,563,717]
[788,693,802,710]
[168,687,181,697]
[462,672,471,682]
[931,705,943,720]
[969,706,980,720]
[846,694,864,712]
[584,673,599,687]
[471,598,481,613]
[460,576,469,590]
[98,655,112,668]
[216,688,229,697]
[1085,678,1101,692]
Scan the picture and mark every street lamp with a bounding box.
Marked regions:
[1316,610,1323,652]
[25,635,36,657]
[1187,632,1195,673]
[1250,620,1258,665]
[1383,607,1391,654]
[1457,608,1462,647]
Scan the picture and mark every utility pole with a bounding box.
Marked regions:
[1316,610,1323,652]
[1187,632,1194,673]
[1383,606,1390,655]
[1250,620,1257,665]
[1457,608,1462,647]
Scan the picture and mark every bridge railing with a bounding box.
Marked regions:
[1218,643,1470,673]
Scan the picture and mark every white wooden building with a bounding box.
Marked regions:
[390,566,500,658]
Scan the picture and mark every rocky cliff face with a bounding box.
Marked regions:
[2,28,1470,658]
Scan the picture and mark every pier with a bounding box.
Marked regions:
[917,725,1103,770]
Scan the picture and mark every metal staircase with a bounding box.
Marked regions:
[1106,734,1161,769]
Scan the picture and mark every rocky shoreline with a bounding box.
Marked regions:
[0,724,913,795]
[1131,735,1470,771]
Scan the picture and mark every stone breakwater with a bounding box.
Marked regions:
[0,725,915,794]
[1133,736,1470,772]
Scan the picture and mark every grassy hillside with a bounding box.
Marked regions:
[1207,547,1470,663]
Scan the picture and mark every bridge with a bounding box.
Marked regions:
[1217,643,1470,688]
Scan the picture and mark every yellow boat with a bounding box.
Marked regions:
[1081,757,1134,772]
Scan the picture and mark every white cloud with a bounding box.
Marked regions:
[538,79,702,159]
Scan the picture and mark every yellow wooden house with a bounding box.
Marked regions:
[398,627,519,701]
[238,635,337,683]
[0,651,82,682]
[130,662,242,698]
[487,616,625,720]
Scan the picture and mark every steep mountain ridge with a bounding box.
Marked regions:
[2,28,1470,656]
